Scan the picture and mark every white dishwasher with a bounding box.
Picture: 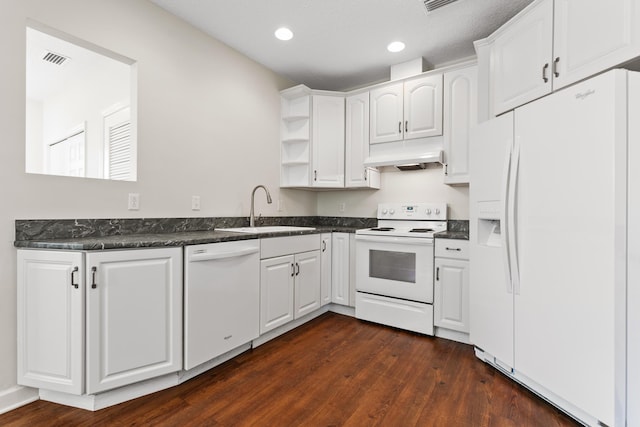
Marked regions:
[184,239,260,370]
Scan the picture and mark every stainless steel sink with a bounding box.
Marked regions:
[219,226,316,234]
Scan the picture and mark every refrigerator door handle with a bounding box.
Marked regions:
[501,141,513,294]
[508,137,521,294]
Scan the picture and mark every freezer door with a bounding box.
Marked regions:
[469,112,515,369]
[514,70,627,426]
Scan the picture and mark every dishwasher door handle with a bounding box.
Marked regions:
[188,247,259,262]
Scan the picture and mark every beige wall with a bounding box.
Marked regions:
[0,0,469,410]
[0,0,316,406]
[317,166,469,219]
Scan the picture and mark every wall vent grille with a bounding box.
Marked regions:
[423,0,459,13]
[42,51,69,65]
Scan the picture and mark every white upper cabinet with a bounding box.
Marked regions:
[485,0,640,117]
[552,0,640,90]
[403,74,444,139]
[443,65,477,185]
[369,82,404,144]
[370,75,443,144]
[345,92,380,188]
[312,95,345,187]
[490,0,554,116]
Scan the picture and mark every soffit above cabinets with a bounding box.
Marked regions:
[150,0,534,91]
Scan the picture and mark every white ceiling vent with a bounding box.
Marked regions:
[422,0,459,14]
[42,51,70,66]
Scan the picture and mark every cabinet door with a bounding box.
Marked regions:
[490,0,553,116]
[345,92,375,188]
[403,74,443,139]
[17,250,84,395]
[320,234,332,306]
[294,250,321,318]
[260,255,295,333]
[312,95,345,188]
[443,66,477,184]
[370,82,404,144]
[331,233,350,306]
[553,0,640,90]
[86,247,182,394]
[434,258,469,333]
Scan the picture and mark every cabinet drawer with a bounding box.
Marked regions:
[261,234,321,259]
[435,239,469,260]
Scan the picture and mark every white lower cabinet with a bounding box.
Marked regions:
[320,233,332,306]
[331,232,352,306]
[17,247,183,396]
[434,239,470,337]
[260,234,321,334]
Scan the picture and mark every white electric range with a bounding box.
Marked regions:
[354,202,447,335]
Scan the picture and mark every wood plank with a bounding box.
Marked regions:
[0,313,579,426]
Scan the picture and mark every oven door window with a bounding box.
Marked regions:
[369,250,416,283]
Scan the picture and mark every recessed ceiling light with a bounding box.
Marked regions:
[275,27,293,41]
[387,41,406,53]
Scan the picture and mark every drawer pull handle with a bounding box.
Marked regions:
[295,262,300,276]
[322,240,327,252]
[553,57,560,78]
[436,267,440,281]
[71,266,79,289]
[446,247,462,251]
[91,266,97,289]
[542,63,549,83]
[291,263,295,277]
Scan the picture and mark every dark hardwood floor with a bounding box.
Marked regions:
[0,312,580,426]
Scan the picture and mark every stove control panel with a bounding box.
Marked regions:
[377,203,447,220]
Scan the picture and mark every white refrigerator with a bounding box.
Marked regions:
[470,69,639,427]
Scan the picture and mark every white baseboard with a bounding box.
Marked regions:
[434,327,471,344]
[40,373,180,411]
[0,386,39,415]
[328,303,355,317]
[253,305,330,347]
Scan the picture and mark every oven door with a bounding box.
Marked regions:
[355,234,434,303]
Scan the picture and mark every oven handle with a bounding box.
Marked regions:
[354,235,433,246]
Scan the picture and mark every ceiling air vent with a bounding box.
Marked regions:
[422,0,459,14]
[42,51,69,66]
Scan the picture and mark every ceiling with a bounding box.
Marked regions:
[150,0,534,91]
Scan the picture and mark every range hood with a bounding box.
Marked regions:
[364,136,444,170]
[364,149,443,170]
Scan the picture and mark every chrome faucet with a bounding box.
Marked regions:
[249,185,272,227]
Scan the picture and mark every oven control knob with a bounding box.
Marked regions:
[389,209,395,215]
[435,208,441,215]
[381,209,388,215]
[426,209,432,215]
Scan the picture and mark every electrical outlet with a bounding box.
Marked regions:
[191,196,201,211]
[277,199,283,212]
[339,202,346,213]
[128,193,140,210]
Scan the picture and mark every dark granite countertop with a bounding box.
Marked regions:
[434,230,469,241]
[434,219,469,240]
[13,225,364,251]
